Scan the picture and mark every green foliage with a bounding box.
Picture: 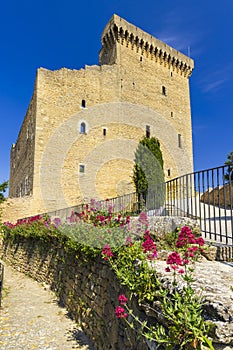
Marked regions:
[110,241,159,302]
[0,180,8,204]
[133,137,165,210]
[2,218,63,243]
[224,150,233,183]
[153,286,214,349]
[58,221,135,250]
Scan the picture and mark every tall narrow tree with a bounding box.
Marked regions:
[133,137,165,210]
[0,181,8,204]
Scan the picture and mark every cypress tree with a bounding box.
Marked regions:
[133,137,165,210]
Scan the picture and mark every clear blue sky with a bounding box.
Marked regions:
[1,0,233,186]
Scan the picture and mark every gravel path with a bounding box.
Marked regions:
[0,262,95,350]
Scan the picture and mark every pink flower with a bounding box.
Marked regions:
[115,306,128,318]
[146,251,158,260]
[53,217,61,228]
[165,267,171,272]
[138,211,149,226]
[118,294,128,305]
[195,237,205,246]
[178,269,185,274]
[166,252,183,266]
[142,235,157,260]
[44,221,50,228]
[125,236,133,247]
[176,226,196,247]
[142,237,155,252]
[144,230,151,239]
[102,244,113,260]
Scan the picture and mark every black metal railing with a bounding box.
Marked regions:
[164,165,233,246]
[47,192,139,220]
[37,165,233,247]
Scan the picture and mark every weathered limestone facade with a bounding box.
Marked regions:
[5,14,194,221]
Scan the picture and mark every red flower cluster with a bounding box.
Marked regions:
[68,201,130,228]
[176,226,205,249]
[166,226,205,273]
[115,306,128,318]
[142,231,157,260]
[102,244,114,260]
[125,236,133,247]
[118,294,128,305]
[4,215,43,228]
[176,226,196,248]
[115,294,128,318]
[166,252,182,266]
[166,252,185,273]
[138,211,149,227]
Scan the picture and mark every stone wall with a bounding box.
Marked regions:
[0,233,232,349]
[0,238,150,350]
[201,184,233,208]
[0,197,42,224]
[9,91,37,198]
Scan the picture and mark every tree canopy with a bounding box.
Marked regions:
[224,151,233,183]
[0,181,8,204]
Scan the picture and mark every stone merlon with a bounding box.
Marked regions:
[100,14,194,77]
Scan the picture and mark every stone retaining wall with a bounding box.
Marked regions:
[1,236,232,349]
[0,238,149,350]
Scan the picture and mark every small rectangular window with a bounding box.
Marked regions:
[79,164,85,173]
[19,183,23,197]
[168,169,171,177]
[80,122,86,134]
[171,111,173,118]
[81,100,86,108]
[25,176,29,195]
[178,134,182,148]
[146,125,150,138]
[103,128,107,136]
[162,86,166,96]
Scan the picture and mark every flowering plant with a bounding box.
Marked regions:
[67,199,130,229]
[103,218,214,349]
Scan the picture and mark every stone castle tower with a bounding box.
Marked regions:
[6,14,194,219]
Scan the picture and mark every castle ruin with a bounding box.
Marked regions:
[4,14,194,220]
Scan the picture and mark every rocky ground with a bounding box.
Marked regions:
[0,262,95,350]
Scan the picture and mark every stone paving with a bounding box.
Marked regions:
[0,262,95,350]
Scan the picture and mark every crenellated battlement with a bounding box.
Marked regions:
[100,14,194,77]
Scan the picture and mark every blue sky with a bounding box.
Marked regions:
[1,0,233,186]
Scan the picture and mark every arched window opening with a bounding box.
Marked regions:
[80,122,86,134]
[79,164,85,174]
